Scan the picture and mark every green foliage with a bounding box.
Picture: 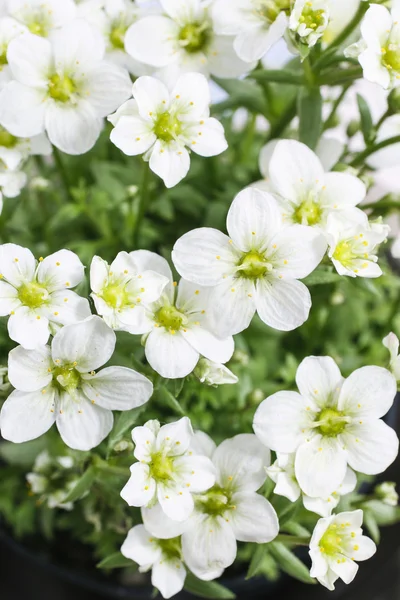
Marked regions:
[184,572,236,599]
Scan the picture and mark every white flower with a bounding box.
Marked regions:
[383,332,400,381]
[90,251,168,332]
[0,315,153,450]
[0,163,26,199]
[289,0,330,48]
[0,243,91,348]
[309,510,376,590]
[26,449,76,510]
[212,0,290,63]
[322,0,359,46]
[172,187,326,338]
[374,481,399,507]
[121,525,186,599]
[124,0,252,81]
[120,417,216,522]
[345,4,400,90]
[267,453,357,517]
[6,0,76,37]
[0,16,27,90]
[194,358,238,386]
[109,73,227,188]
[253,356,399,499]
[260,139,367,231]
[0,21,132,154]
[142,433,279,580]
[326,210,388,278]
[0,127,51,170]
[119,251,234,380]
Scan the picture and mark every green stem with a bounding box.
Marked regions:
[318,66,363,86]
[52,147,72,201]
[350,135,400,166]
[268,98,297,140]
[303,57,315,87]
[274,534,311,546]
[323,84,351,131]
[134,161,151,247]
[376,109,392,131]
[249,69,305,86]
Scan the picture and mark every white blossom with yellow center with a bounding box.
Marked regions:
[108,73,227,188]
[90,251,168,333]
[289,0,330,48]
[120,418,216,522]
[172,187,327,338]
[6,0,76,38]
[309,510,376,590]
[0,316,153,450]
[0,243,91,349]
[142,432,279,581]
[253,356,399,499]
[345,4,400,89]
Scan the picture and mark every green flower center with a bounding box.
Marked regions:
[238,250,270,279]
[319,524,343,556]
[153,112,182,143]
[178,22,210,53]
[258,0,291,23]
[101,283,130,309]
[0,128,18,148]
[196,485,230,516]
[48,74,76,103]
[298,6,326,30]
[53,365,81,392]
[18,282,48,308]
[27,13,50,37]
[333,240,357,266]
[383,43,400,73]
[294,198,322,226]
[149,452,174,481]
[157,537,182,560]
[315,408,348,436]
[110,25,127,49]
[0,49,7,66]
[156,305,186,332]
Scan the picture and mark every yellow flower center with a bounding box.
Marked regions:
[110,24,127,50]
[178,22,210,53]
[153,112,182,143]
[18,282,48,309]
[258,0,291,23]
[53,365,81,392]
[298,5,326,30]
[238,250,270,279]
[101,283,131,310]
[48,74,76,103]
[382,43,400,73]
[319,524,343,556]
[294,198,322,226]
[315,408,348,437]
[196,485,230,516]
[149,452,174,481]
[0,128,18,148]
[333,240,357,266]
[156,305,186,331]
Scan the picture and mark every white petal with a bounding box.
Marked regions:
[207,35,254,78]
[125,17,178,68]
[210,277,256,338]
[303,494,336,517]
[0,81,46,137]
[90,256,109,294]
[213,433,270,493]
[152,558,186,600]
[341,420,399,475]
[187,117,227,157]
[182,326,234,365]
[171,72,210,120]
[56,393,113,450]
[0,388,56,443]
[145,328,199,379]
[45,289,91,326]
[253,391,311,453]
[269,225,327,279]
[157,483,194,521]
[8,344,52,392]
[359,49,391,89]
[0,242,36,286]
[51,316,116,372]
[121,524,161,566]
[296,356,343,407]
[269,139,324,203]
[173,455,216,492]
[190,430,217,459]
[255,277,312,332]
[7,32,50,87]
[110,115,156,156]
[360,5,392,53]
[182,514,237,578]
[37,249,85,292]
[51,19,105,68]
[132,424,157,462]
[0,280,19,315]
[142,503,190,539]
[133,76,170,120]
[120,462,156,506]
[172,228,237,286]
[8,306,50,349]
[157,417,193,456]
[212,0,249,35]
[149,141,190,188]
[161,0,201,21]
[295,436,348,498]
[330,555,358,584]
[130,250,173,283]
[44,101,102,155]
[81,366,153,410]
[320,173,366,209]
[229,492,279,542]
[344,535,376,561]
[234,16,287,62]
[338,366,396,419]
[227,187,283,252]
[85,62,132,117]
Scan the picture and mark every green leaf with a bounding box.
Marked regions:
[0,438,47,468]
[184,572,235,599]
[268,542,316,585]
[363,510,381,544]
[246,545,267,579]
[158,386,186,416]
[298,87,322,150]
[278,498,301,526]
[97,552,134,569]
[303,268,342,286]
[62,466,96,503]
[107,406,146,452]
[357,94,375,145]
